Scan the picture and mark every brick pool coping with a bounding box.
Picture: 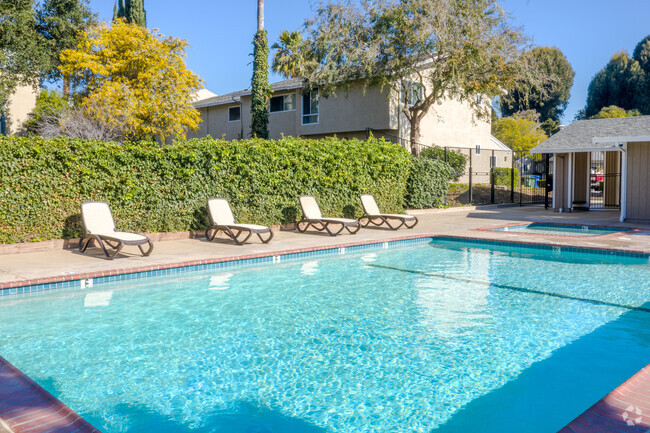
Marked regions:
[559,364,650,432]
[0,357,99,433]
[2,232,650,432]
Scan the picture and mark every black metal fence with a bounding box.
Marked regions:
[365,128,553,207]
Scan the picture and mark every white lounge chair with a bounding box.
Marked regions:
[359,194,418,230]
[79,201,153,259]
[205,198,274,245]
[297,195,361,236]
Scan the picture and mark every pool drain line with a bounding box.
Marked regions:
[366,264,650,314]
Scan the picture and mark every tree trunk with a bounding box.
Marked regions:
[257,0,264,31]
[63,77,70,100]
[409,115,422,156]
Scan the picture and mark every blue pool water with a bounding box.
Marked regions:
[488,223,631,237]
[1,239,650,433]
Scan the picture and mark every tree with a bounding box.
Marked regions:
[37,0,96,98]
[282,0,528,155]
[59,21,202,142]
[113,0,146,28]
[0,0,50,113]
[272,30,306,78]
[492,111,547,154]
[633,36,650,74]
[500,46,574,122]
[250,0,270,138]
[590,105,641,119]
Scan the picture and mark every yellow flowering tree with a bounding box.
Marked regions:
[59,20,202,142]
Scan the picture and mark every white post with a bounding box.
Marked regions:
[567,152,574,211]
[620,144,627,222]
[552,153,557,209]
[585,152,591,209]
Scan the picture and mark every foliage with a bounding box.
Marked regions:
[493,167,519,187]
[251,30,271,139]
[59,21,202,142]
[419,146,467,181]
[37,0,96,95]
[492,111,548,153]
[113,0,146,27]
[405,158,454,209]
[0,136,413,244]
[24,89,68,133]
[583,37,650,118]
[500,46,575,122]
[0,0,50,108]
[271,30,305,78]
[540,118,560,136]
[590,105,641,119]
[280,0,528,154]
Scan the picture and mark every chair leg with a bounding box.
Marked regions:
[296,221,310,233]
[359,215,370,227]
[346,223,361,234]
[405,217,419,229]
[323,222,346,236]
[257,230,274,244]
[107,241,123,259]
[138,240,154,256]
[79,236,92,253]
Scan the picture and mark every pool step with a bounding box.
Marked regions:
[559,364,650,432]
[0,356,100,433]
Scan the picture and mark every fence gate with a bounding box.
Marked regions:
[516,152,553,207]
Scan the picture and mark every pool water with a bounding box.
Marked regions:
[1,239,650,433]
[488,223,631,237]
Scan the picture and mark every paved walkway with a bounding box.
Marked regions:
[2,206,650,286]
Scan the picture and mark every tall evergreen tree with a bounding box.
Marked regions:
[250,0,270,138]
[37,0,96,98]
[113,0,146,27]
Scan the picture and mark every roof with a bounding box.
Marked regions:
[530,116,650,154]
[192,88,218,103]
[194,78,304,108]
[489,135,512,152]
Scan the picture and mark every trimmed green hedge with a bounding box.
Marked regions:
[493,167,519,187]
[0,136,415,244]
[405,158,454,209]
[419,146,467,181]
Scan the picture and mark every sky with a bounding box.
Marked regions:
[88,0,650,124]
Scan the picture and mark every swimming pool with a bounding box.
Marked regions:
[486,222,632,237]
[1,238,649,433]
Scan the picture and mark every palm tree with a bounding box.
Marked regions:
[271,30,304,78]
[257,0,264,32]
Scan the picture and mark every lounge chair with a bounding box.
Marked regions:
[297,195,361,236]
[359,194,418,230]
[205,198,274,244]
[79,201,154,259]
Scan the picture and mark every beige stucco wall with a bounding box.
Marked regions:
[626,142,650,220]
[573,152,589,207]
[188,104,243,140]
[4,84,38,135]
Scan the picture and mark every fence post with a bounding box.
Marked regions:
[544,153,550,209]
[444,147,448,163]
[365,127,370,140]
[490,150,495,204]
[469,150,473,204]
[510,152,515,203]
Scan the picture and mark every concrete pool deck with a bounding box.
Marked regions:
[2,205,650,433]
[2,205,650,287]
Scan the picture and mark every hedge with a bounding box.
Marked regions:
[405,158,454,209]
[0,136,415,244]
[493,167,519,187]
[419,146,467,181]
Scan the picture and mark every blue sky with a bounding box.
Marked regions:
[89,0,650,124]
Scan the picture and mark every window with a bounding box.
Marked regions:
[475,144,481,155]
[490,155,497,167]
[269,94,296,113]
[228,106,241,122]
[302,90,319,125]
[401,81,424,107]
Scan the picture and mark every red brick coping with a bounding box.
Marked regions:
[0,356,100,433]
[559,364,650,432]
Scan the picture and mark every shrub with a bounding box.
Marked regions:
[405,157,454,209]
[419,146,467,181]
[493,167,519,187]
[0,136,412,243]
